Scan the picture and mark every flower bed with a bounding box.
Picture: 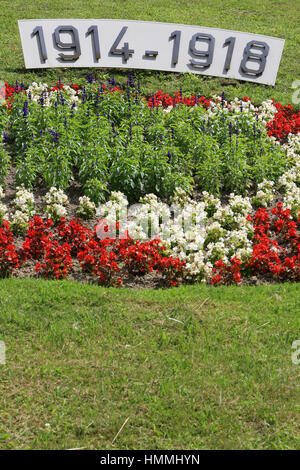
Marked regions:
[0,199,298,286]
[0,79,297,201]
[0,76,299,286]
[1,214,186,287]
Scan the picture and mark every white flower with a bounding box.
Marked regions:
[77,196,96,218]
[45,187,69,206]
[14,185,35,214]
[252,180,275,207]
[45,203,67,220]
[0,202,8,220]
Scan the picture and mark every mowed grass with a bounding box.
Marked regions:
[0,279,299,450]
[0,0,299,104]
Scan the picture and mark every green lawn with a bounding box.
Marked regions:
[0,279,299,449]
[1,0,300,104]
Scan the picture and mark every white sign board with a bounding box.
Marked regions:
[18,19,285,85]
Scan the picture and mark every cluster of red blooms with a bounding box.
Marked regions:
[247,203,300,280]
[211,257,242,286]
[35,240,73,279]
[0,81,25,109]
[266,102,300,143]
[0,220,19,277]
[146,92,254,110]
[96,83,121,93]
[116,237,185,286]
[212,203,300,285]
[20,216,54,260]
[48,81,80,94]
[77,223,186,287]
[56,218,92,256]
[147,90,212,109]
[0,216,186,286]
[18,216,72,279]
[78,236,121,286]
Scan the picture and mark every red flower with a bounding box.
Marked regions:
[0,220,19,277]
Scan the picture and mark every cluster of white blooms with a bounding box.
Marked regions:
[256,100,278,124]
[0,202,8,222]
[227,193,252,216]
[77,195,96,219]
[95,189,254,281]
[282,185,300,217]
[10,210,30,232]
[9,185,35,233]
[204,96,282,138]
[97,191,129,220]
[203,197,253,278]
[131,195,172,241]
[252,180,275,207]
[163,105,173,114]
[205,95,277,122]
[281,133,300,162]
[44,187,69,221]
[14,185,35,214]
[26,82,79,108]
[277,164,300,217]
[45,187,68,205]
[0,186,8,221]
[207,95,257,117]
[26,82,48,98]
[278,163,300,187]
[202,191,221,214]
[170,187,193,207]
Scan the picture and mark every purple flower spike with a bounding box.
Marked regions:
[23,100,28,118]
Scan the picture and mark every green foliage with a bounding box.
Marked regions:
[0,143,10,185]
[83,178,108,205]
[2,84,290,201]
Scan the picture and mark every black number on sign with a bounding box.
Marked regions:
[223,36,236,71]
[109,26,134,62]
[54,26,81,61]
[189,33,215,68]
[32,26,48,62]
[87,25,101,61]
[240,40,269,77]
[169,30,181,66]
